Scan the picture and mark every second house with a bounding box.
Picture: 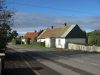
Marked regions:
[22,32,39,44]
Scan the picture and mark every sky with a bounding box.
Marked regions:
[6,0,100,35]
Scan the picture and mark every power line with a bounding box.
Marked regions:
[7,1,98,15]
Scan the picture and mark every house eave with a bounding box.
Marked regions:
[61,25,76,37]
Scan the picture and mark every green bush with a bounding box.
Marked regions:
[88,30,100,46]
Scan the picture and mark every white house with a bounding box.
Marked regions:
[37,24,86,48]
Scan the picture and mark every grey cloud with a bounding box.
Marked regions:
[13,12,100,34]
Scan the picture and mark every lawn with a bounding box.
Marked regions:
[16,44,68,51]
[16,44,45,48]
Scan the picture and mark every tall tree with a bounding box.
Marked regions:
[0,0,13,50]
[9,30,18,41]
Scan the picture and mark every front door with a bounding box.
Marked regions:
[50,38,55,48]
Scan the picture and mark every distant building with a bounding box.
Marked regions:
[22,32,39,44]
[37,24,86,48]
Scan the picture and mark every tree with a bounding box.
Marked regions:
[0,0,13,50]
[8,30,18,42]
[11,30,18,39]
[87,30,100,46]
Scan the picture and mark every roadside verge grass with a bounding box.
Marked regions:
[16,44,68,51]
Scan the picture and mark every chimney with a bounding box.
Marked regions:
[51,26,54,29]
[35,30,37,33]
[64,23,67,26]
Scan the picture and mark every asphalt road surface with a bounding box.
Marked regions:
[4,44,100,75]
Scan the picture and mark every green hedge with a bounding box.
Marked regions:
[88,30,100,46]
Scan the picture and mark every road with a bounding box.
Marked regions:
[4,44,100,75]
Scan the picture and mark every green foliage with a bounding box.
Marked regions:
[11,30,18,38]
[8,30,18,42]
[88,30,100,46]
[31,38,45,47]
[32,42,45,47]
[0,0,14,50]
[31,37,37,44]
[26,38,31,44]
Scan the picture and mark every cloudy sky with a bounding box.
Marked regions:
[7,0,100,35]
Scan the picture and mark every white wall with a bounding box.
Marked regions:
[45,38,51,48]
[68,43,100,52]
[56,38,86,49]
[22,39,26,44]
[45,38,55,48]
[37,38,86,49]
[37,39,45,42]
[56,38,66,48]
[67,38,86,44]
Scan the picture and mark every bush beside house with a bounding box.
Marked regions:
[88,30,100,46]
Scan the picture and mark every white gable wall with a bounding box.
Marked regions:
[45,38,51,48]
[56,38,66,48]
[45,38,55,48]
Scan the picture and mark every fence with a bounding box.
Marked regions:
[68,43,100,52]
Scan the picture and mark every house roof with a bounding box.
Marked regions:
[23,32,39,39]
[37,25,76,39]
